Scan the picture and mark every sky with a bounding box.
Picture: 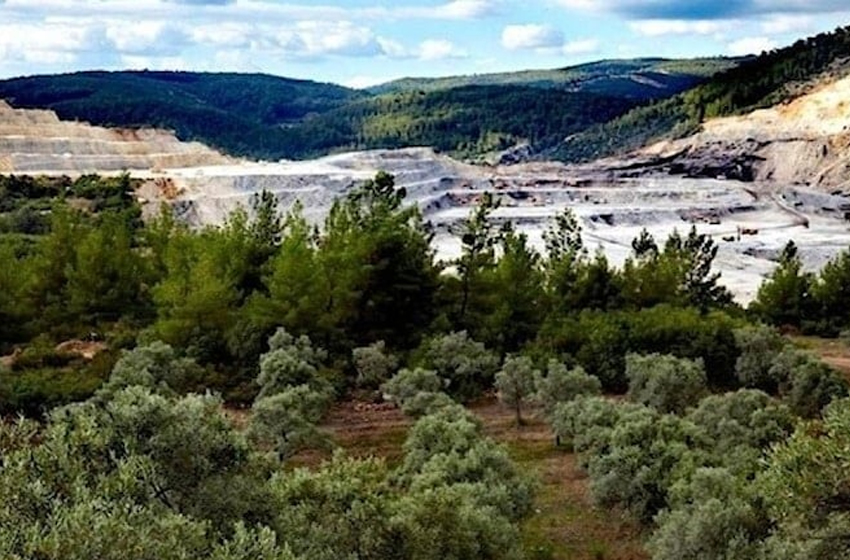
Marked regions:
[0,1,849,88]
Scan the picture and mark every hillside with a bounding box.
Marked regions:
[0,71,362,161]
[555,26,850,163]
[0,58,731,162]
[286,85,640,160]
[370,57,740,100]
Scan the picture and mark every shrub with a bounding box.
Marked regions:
[248,385,332,459]
[399,403,535,521]
[538,306,740,392]
[757,398,850,560]
[649,468,766,560]
[534,360,601,419]
[99,341,204,397]
[687,389,795,449]
[381,368,452,417]
[734,325,787,392]
[352,341,398,390]
[257,329,331,399]
[626,353,707,415]
[781,353,848,418]
[586,408,705,524]
[418,331,499,402]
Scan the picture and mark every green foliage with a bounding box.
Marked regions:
[757,398,850,559]
[626,353,708,414]
[540,306,739,392]
[371,57,735,96]
[495,356,538,425]
[0,66,699,160]
[485,229,545,354]
[0,71,361,160]
[398,403,535,521]
[649,468,767,560]
[686,390,795,473]
[98,341,204,397]
[734,325,788,392]
[585,405,705,524]
[269,454,398,560]
[248,386,332,459]
[417,331,500,402]
[780,352,848,419]
[380,368,452,417]
[533,360,602,419]
[750,241,814,329]
[256,328,330,399]
[353,340,399,390]
[620,227,732,311]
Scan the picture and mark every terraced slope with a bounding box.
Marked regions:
[0,100,229,174]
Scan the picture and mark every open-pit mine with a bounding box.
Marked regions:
[4,84,850,304]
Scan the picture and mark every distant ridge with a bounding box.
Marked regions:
[0,57,733,162]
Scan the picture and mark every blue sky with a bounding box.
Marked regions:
[0,0,848,88]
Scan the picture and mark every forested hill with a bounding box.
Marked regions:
[0,71,364,160]
[369,57,741,100]
[0,57,730,162]
[554,25,850,163]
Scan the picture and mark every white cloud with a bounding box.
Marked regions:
[436,0,499,19]
[629,19,728,37]
[760,14,814,34]
[275,21,385,59]
[562,38,599,55]
[342,75,391,89]
[417,39,467,60]
[0,21,107,64]
[727,36,777,55]
[106,21,189,54]
[502,24,564,50]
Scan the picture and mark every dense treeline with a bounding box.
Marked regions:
[555,25,850,163]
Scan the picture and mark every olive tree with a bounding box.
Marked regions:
[626,353,707,415]
[757,398,850,560]
[418,331,499,402]
[257,328,330,399]
[352,340,398,390]
[380,368,453,417]
[649,468,767,560]
[534,360,602,419]
[495,356,538,425]
[398,403,535,521]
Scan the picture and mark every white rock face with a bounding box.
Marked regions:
[641,74,850,189]
[0,100,230,173]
